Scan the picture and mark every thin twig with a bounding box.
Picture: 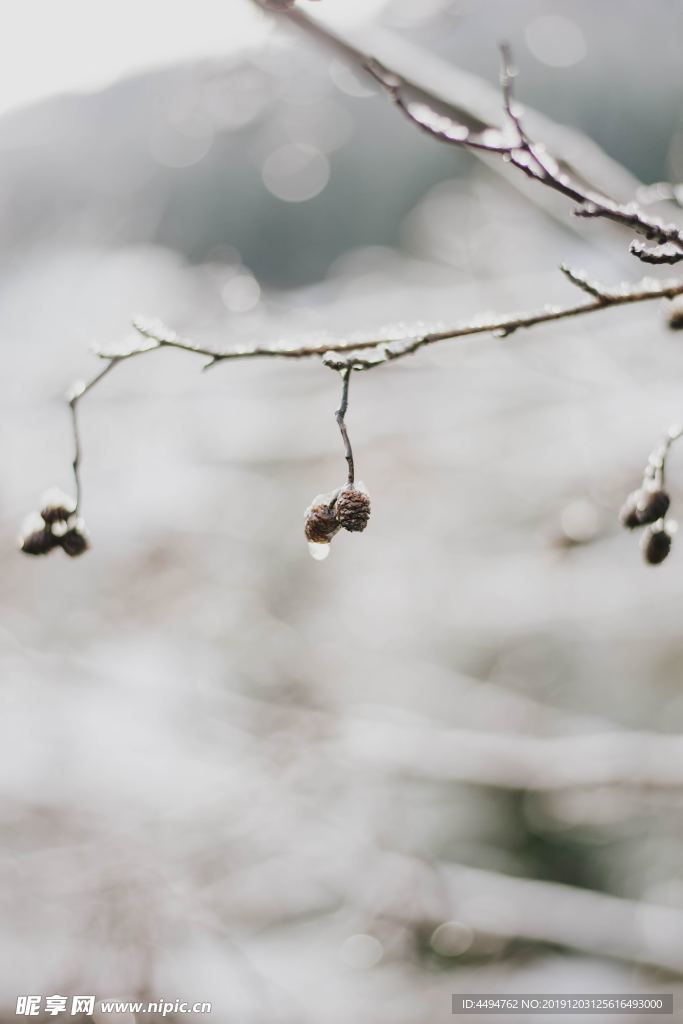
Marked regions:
[67,360,119,511]
[335,368,354,485]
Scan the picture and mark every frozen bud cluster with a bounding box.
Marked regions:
[304,483,372,559]
[20,514,58,556]
[620,478,674,565]
[304,492,340,562]
[668,304,683,331]
[620,485,670,529]
[40,487,77,525]
[19,488,90,560]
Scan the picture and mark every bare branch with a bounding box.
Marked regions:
[95,271,683,380]
[322,269,683,370]
[44,263,680,517]
[368,50,683,260]
[364,58,515,154]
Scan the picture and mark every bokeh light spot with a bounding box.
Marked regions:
[221,272,261,313]
[340,933,383,969]
[525,15,587,68]
[262,143,330,203]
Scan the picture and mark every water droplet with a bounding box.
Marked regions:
[308,541,330,561]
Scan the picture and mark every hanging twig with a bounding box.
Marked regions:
[335,368,354,486]
[67,360,120,513]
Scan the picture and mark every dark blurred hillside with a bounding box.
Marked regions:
[0,0,681,287]
[0,52,461,288]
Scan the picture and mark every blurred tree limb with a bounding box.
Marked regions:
[346,716,683,791]
[443,862,683,972]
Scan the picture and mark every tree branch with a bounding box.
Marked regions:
[95,269,683,380]
[365,47,683,262]
[251,0,683,260]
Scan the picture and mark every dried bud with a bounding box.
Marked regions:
[668,304,683,331]
[304,493,340,560]
[636,485,670,524]
[335,485,371,533]
[619,490,644,530]
[642,524,672,565]
[40,487,76,525]
[304,501,340,544]
[58,519,90,558]
[19,519,58,556]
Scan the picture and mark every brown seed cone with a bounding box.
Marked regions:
[336,486,371,533]
[20,526,58,556]
[59,523,90,558]
[637,486,670,524]
[642,525,672,565]
[40,488,76,525]
[304,503,340,544]
[668,305,683,331]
